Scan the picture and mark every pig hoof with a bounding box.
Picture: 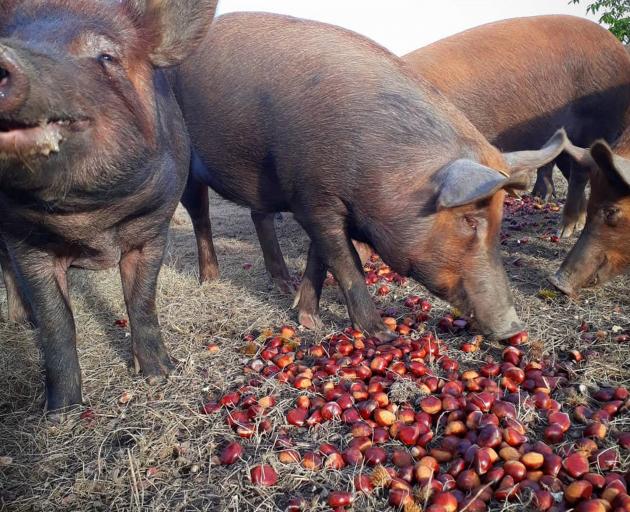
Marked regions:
[133,351,175,381]
[532,183,554,202]
[374,330,397,342]
[199,266,220,283]
[273,277,297,295]
[298,310,323,331]
[558,213,587,238]
[45,402,82,424]
[558,220,578,238]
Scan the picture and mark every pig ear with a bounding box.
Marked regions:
[590,141,630,189]
[130,0,218,67]
[502,129,569,173]
[436,159,509,209]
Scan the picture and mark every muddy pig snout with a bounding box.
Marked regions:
[0,44,29,115]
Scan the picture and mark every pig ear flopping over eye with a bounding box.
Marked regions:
[127,0,218,67]
[436,159,511,210]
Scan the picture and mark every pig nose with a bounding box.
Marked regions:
[0,45,29,115]
[548,273,577,298]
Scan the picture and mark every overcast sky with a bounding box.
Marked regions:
[216,0,597,56]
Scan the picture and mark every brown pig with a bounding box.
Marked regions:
[176,13,570,340]
[0,0,217,412]
[187,14,630,295]
[403,15,630,238]
[550,130,630,295]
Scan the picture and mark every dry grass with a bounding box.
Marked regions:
[0,173,629,511]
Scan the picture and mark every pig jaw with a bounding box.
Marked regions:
[550,237,613,297]
[412,258,524,340]
[461,273,524,341]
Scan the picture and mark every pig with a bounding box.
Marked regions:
[0,0,217,412]
[176,12,569,340]
[186,15,630,295]
[403,15,630,238]
[550,130,630,296]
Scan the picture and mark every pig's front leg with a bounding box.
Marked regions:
[295,240,374,330]
[251,211,295,294]
[531,162,556,202]
[307,222,395,341]
[181,173,220,283]
[8,245,81,410]
[119,233,174,381]
[294,243,327,330]
[0,239,32,324]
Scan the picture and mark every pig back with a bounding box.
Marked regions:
[403,15,630,151]
[175,12,494,210]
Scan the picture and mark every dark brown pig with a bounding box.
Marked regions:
[550,131,630,295]
[0,0,217,412]
[403,15,630,238]
[176,13,570,340]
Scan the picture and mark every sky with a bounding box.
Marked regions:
[216,0,598,56]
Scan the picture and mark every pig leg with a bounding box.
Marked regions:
[531,163,556,201]
[119,234,175,381]
[352,240,373,266]
[558,159,588,238]
[181,172,220,282]
[8,247,81,410]
[305,221,393,340]
[0,240,32,324]
[251,211,295,294]
[294,243,327,330]
[294,240,372,329]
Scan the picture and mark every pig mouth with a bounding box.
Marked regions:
[584,255,609,289]
[549,255,608,297]
[0,117,87,160]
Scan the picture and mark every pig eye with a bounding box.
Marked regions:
[97,53,116,66]
[603,207,621,226]
[464,215,478,232]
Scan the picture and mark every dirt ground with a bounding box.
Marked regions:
[0,173,628,511]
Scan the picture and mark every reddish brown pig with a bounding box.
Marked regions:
[187,15,630,296]
[0,0,217,412]
[403,15,630,238]
[550,130,630,295]
[176,13,570,340]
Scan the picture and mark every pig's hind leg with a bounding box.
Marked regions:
[251,211,296,294]
[181,155,220,283]
[120,233,175,381]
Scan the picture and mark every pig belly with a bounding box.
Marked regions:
[72,246,121,270]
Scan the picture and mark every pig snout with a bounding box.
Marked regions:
[462,252,524,340]
[0,44,29,115]
[472,297,524,340]
[549,228,607,297]
[548,272,578,298]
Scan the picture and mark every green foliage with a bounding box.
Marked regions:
[570,0,630,44]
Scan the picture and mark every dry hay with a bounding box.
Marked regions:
[0,172,628,511]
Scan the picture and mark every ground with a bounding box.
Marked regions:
[0,174,628,511]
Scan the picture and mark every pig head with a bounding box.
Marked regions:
[551,135,630,296]
[388,130,570,340]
